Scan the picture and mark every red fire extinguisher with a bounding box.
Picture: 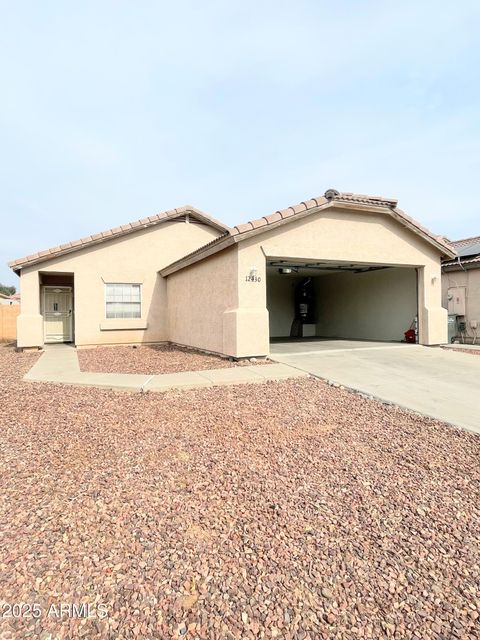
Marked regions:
[404,329,416,343]
[404,318,418,343]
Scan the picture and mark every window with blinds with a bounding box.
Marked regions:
[105,283,141,318]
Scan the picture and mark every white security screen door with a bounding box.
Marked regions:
[43,287,73,343]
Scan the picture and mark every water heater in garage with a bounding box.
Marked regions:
[295,277,315,323]
[290,278,315,337]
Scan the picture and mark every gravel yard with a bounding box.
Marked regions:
[78,344,265,375]
[0,347,479,640]
[443,347,480,357]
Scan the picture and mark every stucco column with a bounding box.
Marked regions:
[223,243,269,358]
[17,269,44,348]
[417,264,448,345]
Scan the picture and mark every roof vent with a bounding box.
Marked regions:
[324,189,340,200]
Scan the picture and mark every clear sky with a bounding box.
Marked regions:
[1,1,479,286]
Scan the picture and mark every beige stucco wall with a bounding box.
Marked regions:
[442,267,480,340]
[234,207,447,355]
[166,242,272,358]
[314,267,417,341]
[17,203,449,355]
[266,274,304,337]
[165,206,447,358]
[267,268,416,342]
[166,246,240,356]
[17,220,220,348]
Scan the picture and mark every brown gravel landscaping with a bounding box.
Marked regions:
[442,347,480,357]
[0,347,479,639]
[78,343,266,375]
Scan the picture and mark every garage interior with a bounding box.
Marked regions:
[266,259,418,343]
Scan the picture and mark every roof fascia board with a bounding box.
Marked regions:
[161,200,455,276]
[240,200,445,252]
[390,208,456,259]
[186,209,230,233]
[9,208,228,274]
[160,202,334,276]
[330,202,455,258]
[160,236,237,276]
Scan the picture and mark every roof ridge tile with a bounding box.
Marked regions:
[9,205,230,271]
[160,189,455,276]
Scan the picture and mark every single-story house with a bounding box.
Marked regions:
[9,189,455,357]
[442,235,480,343]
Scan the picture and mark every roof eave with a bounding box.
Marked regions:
[160,199,456,275]
[184,207,231,233]
[8,207,229,273]
[390,208,456,259]
[442,256,480,269]
[160,235,237,276]
[160,201,337,276]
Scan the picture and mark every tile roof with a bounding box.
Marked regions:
[443,255,480,267]
[449,235,480,249]
[9,189,456,276]
[442,234,480,267]
[228,191,399,236]
[8,206,230,273]
[161,189,456,276]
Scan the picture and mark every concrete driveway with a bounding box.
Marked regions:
[270,340,480,434]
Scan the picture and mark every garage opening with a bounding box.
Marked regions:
[266,260,418,343]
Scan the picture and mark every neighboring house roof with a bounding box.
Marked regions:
[0,293,20,303]
[161,189,456,276]
[443,235,480,268]
[8,206,230,274]
[449,234,480,249]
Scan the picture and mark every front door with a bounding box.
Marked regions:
[43,287,73,343]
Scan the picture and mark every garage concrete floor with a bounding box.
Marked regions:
[270,340,480,434]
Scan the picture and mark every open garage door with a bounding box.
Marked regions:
[266,260,418,343]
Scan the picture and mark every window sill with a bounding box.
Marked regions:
[99,320,148,331]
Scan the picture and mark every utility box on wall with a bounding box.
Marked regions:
[447,287,466,316]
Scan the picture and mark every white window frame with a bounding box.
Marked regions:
[104,283,142,319]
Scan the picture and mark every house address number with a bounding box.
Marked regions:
[245,275,261,283]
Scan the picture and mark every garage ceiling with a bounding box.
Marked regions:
[267,260,391,276]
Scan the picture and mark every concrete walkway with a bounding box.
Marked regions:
[270,340,480,434]
[24,345,307,392]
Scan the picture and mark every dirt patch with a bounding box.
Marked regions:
[1,346,479,639]
[78,343,267,375]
